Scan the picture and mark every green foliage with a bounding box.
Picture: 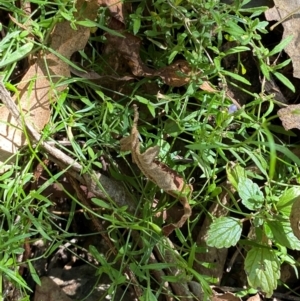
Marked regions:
[207,164,300,296]
[0,0,299,299]
[245,247,280,298]
[207,217,242,248]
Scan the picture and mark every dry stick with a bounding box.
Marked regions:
[0,81,143,296]
[270,6,300,31]
[154,239,195,301]
[0,81,135,212]
[0,82,198,300]
[66,175,143,300]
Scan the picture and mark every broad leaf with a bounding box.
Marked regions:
[245,247,280,298]
[207,217,242,248]
[267,219,300,250]
[238,178,264,210]
[277,187,300,217]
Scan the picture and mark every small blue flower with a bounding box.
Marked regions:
[228,104,238,114]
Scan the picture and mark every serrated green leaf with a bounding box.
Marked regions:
[277,188,300,217]
[269,35,293,56]
[245,247,280,297]
[267,219,300,250]
[238,178,264,210]
[206,217,242,248]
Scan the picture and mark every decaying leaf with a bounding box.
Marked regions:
[246,294,261,301]
[265,1,300,79]
[199,81,218,93]
[98,0,127,24]
[0,0,99,164]
[290,196,300,240]
[212,291,241,301]
[277,104,300,130]
[106,33,194,87]
[120,105,193,235]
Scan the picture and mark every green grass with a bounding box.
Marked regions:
[0,0,299,299]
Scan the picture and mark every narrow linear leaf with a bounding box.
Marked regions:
[269,35,293,56]
[91,198,111,209]
[224,46,250,55]
[27,261,41,286]
[76,20,125,37]
[273,72,295,93]
[222,70,251,85]
[0,42,34,68]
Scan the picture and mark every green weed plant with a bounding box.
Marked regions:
[0,0,299,299]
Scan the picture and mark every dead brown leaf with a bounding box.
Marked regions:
[98,0,126,24]
[0,0,99,164]
[212,291,241,301]
[120,105,193,235]
[246,293,262,301]
[290,196,300,240]
[34,277,73,301]
[265,2,300,79]
[277,104,300,130]
[200,81,218,93]
[106,33,194,87]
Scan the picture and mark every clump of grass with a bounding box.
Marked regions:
[0,0,299,299]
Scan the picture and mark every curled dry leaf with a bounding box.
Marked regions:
[120,105,193,236]
[290,196,300,240]
[277,104,300,130]
[0,0,99,164]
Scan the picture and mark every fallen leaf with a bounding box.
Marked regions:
[34,277,73,301]
[246,293,261,301]
[120,105,193,235]
[106,33,193,87]
[265,1,300,79]
[277,104,300,130]
[212,291,241,301]
[290,196,300,239]
[98,0,127,24]
[0,0,99,164]
[200,81,218,92]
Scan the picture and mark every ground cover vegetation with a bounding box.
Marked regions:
[0,0,300,300]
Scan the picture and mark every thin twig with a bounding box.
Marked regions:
[270,6,300,31]
[67,175,143,299]
[0,81,136,212]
